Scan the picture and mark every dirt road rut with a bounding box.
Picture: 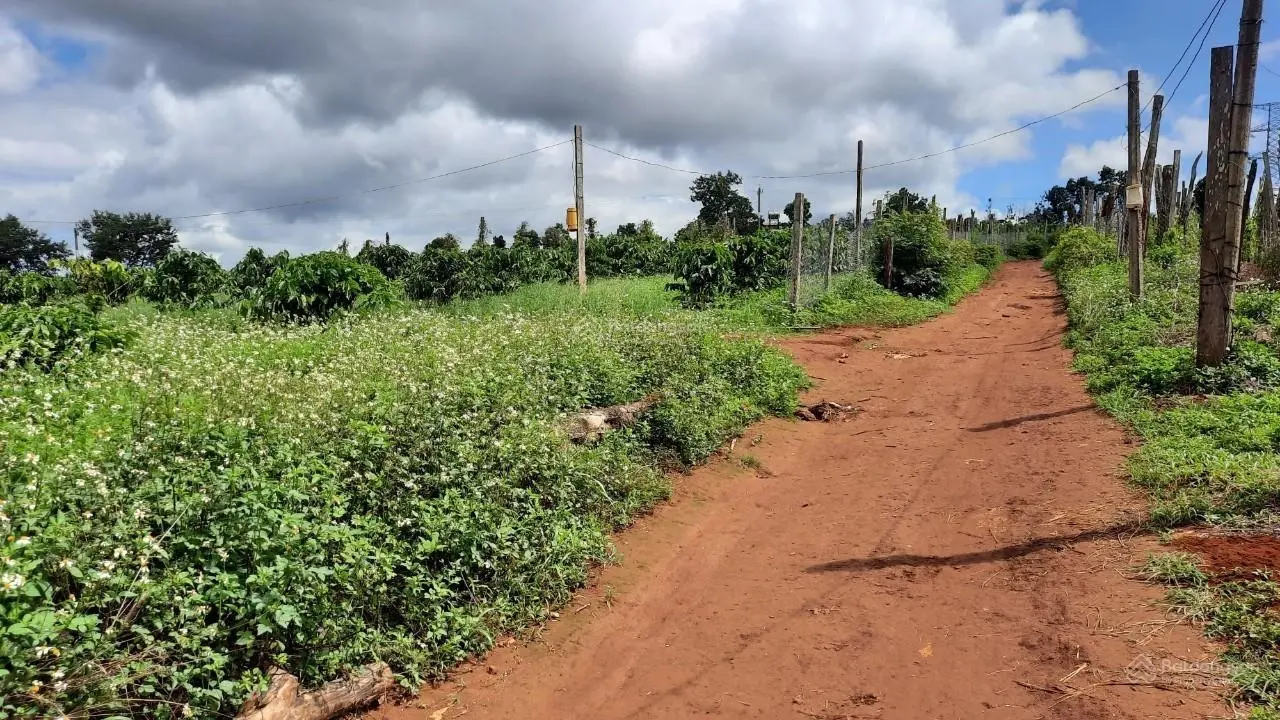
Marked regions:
[378,262,1227,720]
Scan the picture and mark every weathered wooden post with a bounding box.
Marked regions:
[1126,69,1144,298]
[789,192,804,312]
[1198,0,1262,367]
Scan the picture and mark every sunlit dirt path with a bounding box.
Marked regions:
[374,262,1227,720]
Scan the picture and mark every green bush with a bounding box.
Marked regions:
[55,258,135,305]
[674,238,733,307]
[231,248,290,293]
[973,244,1002,271]
[146,250,230,307]
[0,301,132,370]
[1044,226,1115,275]
[0,270,73,305]
[355,242,414,280]
[1006,232,1051,260]
[727,230,789,293]
[868,211,972,298]
[246,251,399,321]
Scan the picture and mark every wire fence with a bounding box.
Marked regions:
[786,208,1033,311]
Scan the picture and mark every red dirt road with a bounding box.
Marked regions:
[376,263,1227,720]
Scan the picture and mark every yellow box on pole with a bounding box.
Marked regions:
[566,207,579,232]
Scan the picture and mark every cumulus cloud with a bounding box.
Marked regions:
[1,1,1124,259]
[0,21,40,94]
[1059,114,1211,183]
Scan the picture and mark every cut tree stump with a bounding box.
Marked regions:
[236,663,395,720]
[566,395,659,443]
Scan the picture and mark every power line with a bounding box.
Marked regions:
[22,140,572,226]
[1139,0,1228,137]
[1163,0,1229,109]
[1143,0,1229,113]
[590,83,1123,180]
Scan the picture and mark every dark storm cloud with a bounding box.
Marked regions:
[8,0,991,151]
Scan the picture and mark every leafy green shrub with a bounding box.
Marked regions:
[1006,232,1051,260]
[0,301,132,369]
[231,248,290,292]
[403,246,470,303]
[1044,226,1114,275]
[0,270,72,305]
[973,244,1002,271]
[588,224,673,278]
[247,251,399,321]
[55,258,135,304]
[727,230,788,292]
[674,237,733,307]
[355,242,414,280]
[146,249,229,307]
[868,211,972,298]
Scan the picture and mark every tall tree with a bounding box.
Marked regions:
[76,211,178,267]
[542,223,572,249]
[690,171,756,231]
[492,234,507,249]
[586,217,598,239]
[512,221,540,248]
[428,233,461,250]
[0,215,69,273]
[885,187,929,214]
[783,197,813,225]
[476,216,490,247]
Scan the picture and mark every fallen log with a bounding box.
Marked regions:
[236,663,395,720]
[567,394,659,443]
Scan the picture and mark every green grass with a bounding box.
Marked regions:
[1054,235,1280,712]
[445,266,995,334]
[441,276,684,321]
[1137,551,1207,586]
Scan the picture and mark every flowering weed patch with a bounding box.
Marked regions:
[0,308,805,718]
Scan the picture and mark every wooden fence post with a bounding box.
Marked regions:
[1199,0,1263,367]
[1126,69,1144,298]
[824,213,837,290]
[573,124,586,293]
[1141,94,1165,253]
[1242,157,1259,264]
[789,192,804,312]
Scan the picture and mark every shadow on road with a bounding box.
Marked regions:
[963,405,1095,432]
[803,521,1144,574]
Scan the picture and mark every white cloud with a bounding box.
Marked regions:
[2,1,1124,260]
[1059,114,1209,183]
[0,20,39,94]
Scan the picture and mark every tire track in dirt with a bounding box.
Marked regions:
[375,262,1228,720]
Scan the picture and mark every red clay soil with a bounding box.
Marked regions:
[372,262,1228,720]
[1174,532,1280,580]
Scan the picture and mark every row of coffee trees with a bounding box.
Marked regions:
[1,173,980,331]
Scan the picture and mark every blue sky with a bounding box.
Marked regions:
[961,0,1278,214]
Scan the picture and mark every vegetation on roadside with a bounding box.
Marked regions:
[1051,220,1280,713]
[0,175,1000,718]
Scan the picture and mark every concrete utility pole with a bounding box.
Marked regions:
[574,124,586,293]
[1126,69,1144,299]
[1198,0,1263,367]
